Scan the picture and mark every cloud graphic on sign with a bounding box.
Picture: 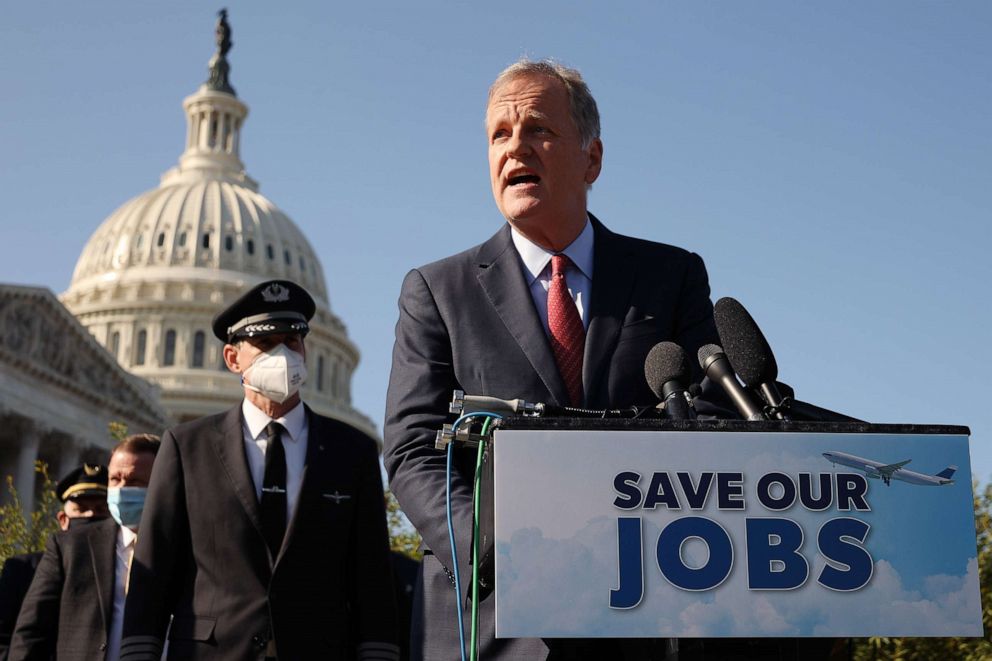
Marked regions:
[677,591,796,636]
[808,557,982,636]
[497,520,625,636]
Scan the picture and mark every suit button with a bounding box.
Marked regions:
[252,635,266,649]
[99,643,107,651]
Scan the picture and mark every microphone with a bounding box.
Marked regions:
[713,297,789,419]
[447,390,641,420]
[697,344,766,421]
[644,342,695,420]
[713,297,865,423]
[449,390,545,416]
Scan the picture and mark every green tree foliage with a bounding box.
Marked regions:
[0,421,125,566]
[386,490,421,560]
[108,421,128,443]
[0,462,61,566]
[850,481,991,660]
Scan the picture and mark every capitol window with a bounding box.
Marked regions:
[267,244,274,260]
[202,233,210,249]
[225,236,234,251]
[163,329,177,366]
[192,331,205,368]
[135,330,147,366]
[247,239,255,255]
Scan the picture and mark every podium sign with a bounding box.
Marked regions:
[493,428,981,638]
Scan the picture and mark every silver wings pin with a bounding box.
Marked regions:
[322,490,351,504]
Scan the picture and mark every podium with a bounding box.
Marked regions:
[481,418,980,640]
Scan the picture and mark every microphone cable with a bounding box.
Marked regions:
[445,440,466,661]
[555,405,642,418]
[471,416,498,661]
[446,411,503,661]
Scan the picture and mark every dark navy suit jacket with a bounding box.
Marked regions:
[384,217,719,660]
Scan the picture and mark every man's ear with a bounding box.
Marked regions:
[584,138,603,185]
[222,343,242,373]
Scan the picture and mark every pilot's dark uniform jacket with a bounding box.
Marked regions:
[6,464,110,661]
[120,280,399,661]
[0,553,42,661]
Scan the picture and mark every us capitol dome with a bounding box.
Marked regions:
[61,14,375,438]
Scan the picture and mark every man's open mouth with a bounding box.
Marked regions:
[508,174,540,187]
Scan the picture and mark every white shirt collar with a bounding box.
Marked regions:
[510,216,595,284]
[119,524,137,547]
[242,398,306,444]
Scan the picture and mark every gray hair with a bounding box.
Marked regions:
[488,58,601,149]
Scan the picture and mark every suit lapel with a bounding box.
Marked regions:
[213,406,265,537]
[476,225,570,406]
[87,518,118,635]
[583,216,637,407]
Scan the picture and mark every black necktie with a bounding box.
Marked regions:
[260,421,287,557]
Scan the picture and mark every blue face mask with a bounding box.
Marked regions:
[107,487,147,530]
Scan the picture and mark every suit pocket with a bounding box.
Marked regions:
[616,317,664,345]
[168,615,216,642]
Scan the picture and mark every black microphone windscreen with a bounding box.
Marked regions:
[644,342,691,399]
[713,297,778,387]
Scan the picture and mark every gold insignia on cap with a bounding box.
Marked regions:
[62,483,107,501]
[83,464,100,476]
[261,283,290,303]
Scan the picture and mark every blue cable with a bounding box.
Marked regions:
[445,411,503,661]
[451,411,503,433]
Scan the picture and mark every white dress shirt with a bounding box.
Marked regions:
[107,525,136,661]
[510,217,594,334]
[241,398,309,522]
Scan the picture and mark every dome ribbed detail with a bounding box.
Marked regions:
[60,16,376,439]
[69,180,327,303]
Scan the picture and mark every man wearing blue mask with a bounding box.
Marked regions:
[9,436,159,661]
[121,279,398,661]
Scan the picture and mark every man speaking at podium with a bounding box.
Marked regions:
[385,59,720,660]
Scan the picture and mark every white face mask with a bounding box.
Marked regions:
[242,343,307,403]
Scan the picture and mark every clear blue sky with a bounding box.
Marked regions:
[2,3,989,480]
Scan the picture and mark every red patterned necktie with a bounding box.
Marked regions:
[548,254,585,406]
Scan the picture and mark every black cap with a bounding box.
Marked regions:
[55,464,108,503]
[212,280,316,343]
